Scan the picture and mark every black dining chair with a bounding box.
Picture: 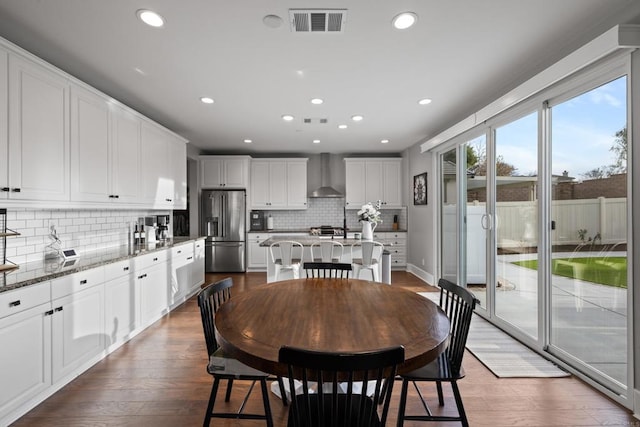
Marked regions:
[395,278,479,427]
[303,261,352,278]
[279,345,405,427]
[198,278,288,427]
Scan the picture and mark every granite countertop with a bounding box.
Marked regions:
[249,228,407,234]
[0,236,205,293]
[260,236,375,247]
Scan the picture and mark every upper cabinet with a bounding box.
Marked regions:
[344,158,403,208]
[140,121,187,209]
[0,39,187,209]
[200,155,250,189]
[6,54,70,201]
[250,158,308,210]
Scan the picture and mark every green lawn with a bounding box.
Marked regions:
[513,257,627,288]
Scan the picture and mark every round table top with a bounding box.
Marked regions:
[214,278,451,376]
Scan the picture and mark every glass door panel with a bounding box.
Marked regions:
[494,112,539,338]
[464,136,488,309]
[441,148,458,283]
[550,76,627,387]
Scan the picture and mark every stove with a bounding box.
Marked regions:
[309,225,345,236]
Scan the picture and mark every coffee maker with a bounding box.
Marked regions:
[156,215,170,241]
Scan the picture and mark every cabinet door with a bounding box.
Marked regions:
[201,157,223,188]
[70,84,110,202]
[104,274,138,353]
[268,161,288,208]
[138,263,169,327]
[51,284,105,383]
[140,121,172,207]
[8,55,69,201]
[111,105,141,203]
[223,157,248,188]
[250,161,270,208]
[0,49,8,197]
[191,240,205,289]
[286,161,308,209]
[382,160,402,207]
[345,160,366,208]
[0,303,52,419]
[364,161,384,205]
[248,241,268,269]
[169,138,187,209]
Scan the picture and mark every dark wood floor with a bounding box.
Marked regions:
[12,272,637,426]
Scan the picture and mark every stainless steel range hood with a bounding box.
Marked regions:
[309,153,344,198]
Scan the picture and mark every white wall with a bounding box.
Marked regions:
[404,145,436,283]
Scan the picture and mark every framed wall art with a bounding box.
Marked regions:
[413,172,427,205]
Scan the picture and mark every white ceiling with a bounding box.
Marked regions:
[0,1,639,155]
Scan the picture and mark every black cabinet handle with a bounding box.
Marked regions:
[123,266,129,271]
[80,279,87,285]
[153,257,158,261]
[1,187,9,192]
[187,256,193,260]
[11,188,21,192]
[55,306,63,312]
[9,300,21,307]
[45,310,54,316]
[114,195,119,199]
[138,273,148,279]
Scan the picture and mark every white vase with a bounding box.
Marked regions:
[361,221,376,241]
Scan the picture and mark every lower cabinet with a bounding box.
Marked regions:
[51,279,105,384]
[247,233,270,270]
[0,241,203,426]
[104,259,136,353]
[0,292,51,423]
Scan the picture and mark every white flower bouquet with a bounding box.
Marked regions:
[357,201,382,224]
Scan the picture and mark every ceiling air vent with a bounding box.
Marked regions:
[289,9,347,33]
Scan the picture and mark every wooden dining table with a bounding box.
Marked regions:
[214,278,450,377]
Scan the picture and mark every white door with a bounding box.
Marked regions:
[51,284,105,383]
[70,84,110,202]
[8,55,69,200]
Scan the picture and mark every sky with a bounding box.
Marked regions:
[472,76,627,179]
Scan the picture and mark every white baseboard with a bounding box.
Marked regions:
[406,263,434,286]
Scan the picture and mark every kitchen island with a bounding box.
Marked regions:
[259,235,384,282]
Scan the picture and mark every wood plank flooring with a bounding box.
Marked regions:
[12,272,638,426]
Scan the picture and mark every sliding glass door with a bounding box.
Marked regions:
[548,76,628,389]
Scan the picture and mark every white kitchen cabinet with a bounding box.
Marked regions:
[0,283,51,424]
[344,159,366,208]
[345,158,402,208]
[6,54,69,201]
[110,104,141,203]
[0,48,8,196]
[372,231,407,268]
[200,155,250,189]
[135,251,169,327]
[250,158,308,210]
[247,233,270,270]
[50,268,105,384]
[104,259,137,353]
[69,84,110,202]
[169,137,187,209]
[191,239,205,289]
[140,121,187,209]
[169,242,194,306]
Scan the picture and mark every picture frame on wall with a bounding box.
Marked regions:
[413,172,427,205]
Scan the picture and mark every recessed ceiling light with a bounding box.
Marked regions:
[133,67,147,76]
[310,98,324,105]
[137,9,165,28]
[418,98,432,105]
[200,97,214,104]
[392,12,417,30]
[351,115,364,122]
[338,124,348,129]
[282,115,294,121]
[313,139,321,144]
[381,139,389,144]
[244,139,252,144]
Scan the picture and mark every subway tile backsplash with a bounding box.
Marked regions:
[4,208,170,265]
[262,199,407,232]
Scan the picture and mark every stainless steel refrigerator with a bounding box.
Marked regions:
[201,190,246,272]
